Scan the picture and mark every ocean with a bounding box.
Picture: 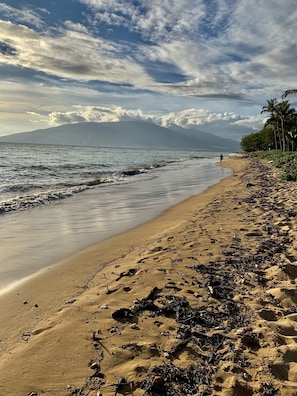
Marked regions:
[0,142,232,292]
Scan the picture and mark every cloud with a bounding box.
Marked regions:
[45,104,259,139]
[81,0,233,43]
[0,3,45,29]
[232,115,265,131]
[0,20,154,88]
[1,0,296,138]
[2,0,297,102]
[48,105,147,125]
[158,108,244,129]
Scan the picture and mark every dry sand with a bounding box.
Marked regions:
[1,156,297,395]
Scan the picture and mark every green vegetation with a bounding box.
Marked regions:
[241,90,297,152]
[241,128,274,152]
[252,150,297,181]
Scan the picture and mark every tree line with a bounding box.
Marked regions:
[241,90,297,152]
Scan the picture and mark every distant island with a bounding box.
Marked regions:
[0,120,240,151]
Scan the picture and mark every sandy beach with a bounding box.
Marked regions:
[1,156,297,395]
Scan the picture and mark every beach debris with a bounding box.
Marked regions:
[246,230,263,237]
[70,158,295,396]
[232,380,253,396]
[114,377,134,395]
[141,362,211,395]
[65,298,77,304]
[106,286,118,294]
[112,307,134,322]
[70,363,106,395]
[259,382,281,395]
[149,246,164,253]
[116,268,137,281]
[122,168,145,176]
[121,342,142,357]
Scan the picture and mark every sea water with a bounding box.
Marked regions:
[0,142,232,291]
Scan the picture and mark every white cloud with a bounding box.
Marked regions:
[1,0,297,138]
[46,104,258,137]
[232,115,265,131]
[81,0,228,43]
[0,20,39,40]
[2,0,297,101]
[0,3,45,29]
[49,105,148,125]
[0,20,154,88]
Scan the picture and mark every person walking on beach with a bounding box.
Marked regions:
[220,153,223,162]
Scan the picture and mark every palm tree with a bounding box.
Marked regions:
[264,114,280,149]
[261,99,279,149]
[261,98,278,114]
[275,100,296,151]
[261,98,296,151]
[285,112,297,150]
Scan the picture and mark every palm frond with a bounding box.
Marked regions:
[282,90,297,99]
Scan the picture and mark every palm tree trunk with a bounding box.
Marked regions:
[277,126,282,149]
[273,128,277,149]
[280,118,286,151]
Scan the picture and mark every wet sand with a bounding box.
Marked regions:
[0,158,230,291]
[1,156,297,395]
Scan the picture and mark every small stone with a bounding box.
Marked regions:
[90,362,99,370]
[130,323,138,329]
[246,231,263,237]
[65,298,77,304]
[23,301,28,305]
[100,304,108,309]
[22,332,31,341]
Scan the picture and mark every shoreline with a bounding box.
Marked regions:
[0,155,231,292]
[1,156,297,395]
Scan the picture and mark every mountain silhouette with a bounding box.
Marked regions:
[0,120,240,150]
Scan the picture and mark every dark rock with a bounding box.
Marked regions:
[112,308,134,323]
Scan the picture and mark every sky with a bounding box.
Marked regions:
[0,0,296,141]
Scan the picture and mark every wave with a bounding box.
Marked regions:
[0,151,216,214]
[0,185,91,214]
[0,165,157,214]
